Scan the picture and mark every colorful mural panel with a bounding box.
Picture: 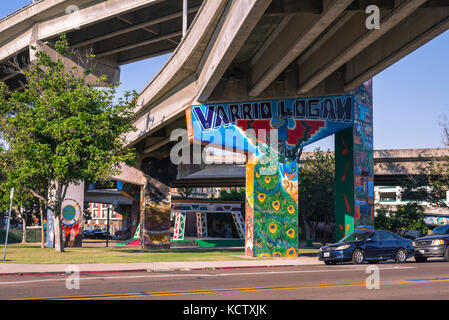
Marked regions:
[188,94,356,257]
[334,81,374,240]
[170,200,244,241]
[61,198,82,247]
[249,152,299,257]
[353,80,374,227]
[335,127,355,240]
[189,95,355,157]
[423,215,449,226]
[141,203,171,248]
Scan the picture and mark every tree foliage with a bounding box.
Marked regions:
[298,149,335,240]
[400,159,449,207]
[375,204,428,236]
[214,188,245,202]
[0,34,138,251]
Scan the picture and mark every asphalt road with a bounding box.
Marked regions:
[2,258,449,300]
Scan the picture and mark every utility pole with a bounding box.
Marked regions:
[2,188,14,262]
[182,0,188,38]
[106,206,110,248]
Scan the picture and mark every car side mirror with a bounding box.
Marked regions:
[366,238,372,242]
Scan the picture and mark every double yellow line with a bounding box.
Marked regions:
[16,277,449,300]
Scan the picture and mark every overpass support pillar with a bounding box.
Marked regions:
[245,153,299,258]
[139,157,178,249]
[46,182,84,248]
[335,80,374,241]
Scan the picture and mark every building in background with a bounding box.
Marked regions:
[375,186,449,229]
[170,187,222,199]
[85,203,122,234]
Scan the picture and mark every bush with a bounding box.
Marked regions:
[374,204,428,236]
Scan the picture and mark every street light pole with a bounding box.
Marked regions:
[182,0,188,38]
[106,206,110,248]
[2,188,14,262]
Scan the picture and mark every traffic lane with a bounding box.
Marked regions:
[0,264,438,300]
[2,261,449,300]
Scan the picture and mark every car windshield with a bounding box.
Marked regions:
[339,231,372,243]
[430,225,449,235]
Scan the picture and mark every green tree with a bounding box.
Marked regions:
[1,145,46,245]
[0,35,137,252]
[214,188,245,202]
[400,159,449,207]
[298,149,335,242]
[374,204,428,236]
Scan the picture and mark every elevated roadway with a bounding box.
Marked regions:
[173,148,449,187]
[1,0,449,198]
[1,1,449,157]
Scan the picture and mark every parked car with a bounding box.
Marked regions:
[96,231,115,240]
[82,229,103,239]
[413,224,449,262]
[318,226,414,265]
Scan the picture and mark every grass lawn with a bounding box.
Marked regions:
[1,244,318,264]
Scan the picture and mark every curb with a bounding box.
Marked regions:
[0,263,318,277]
[0,269,148,277]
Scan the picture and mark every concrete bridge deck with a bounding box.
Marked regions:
[1,1,448,156]
[172,148,449,187]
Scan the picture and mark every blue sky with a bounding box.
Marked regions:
[2,2,449,151]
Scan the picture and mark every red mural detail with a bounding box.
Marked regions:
[236,120,271,144]
[285,120,325,145]
[343,194,352,214]
[341,162,349,182]
[340,136,349,156]
[236,119,325,145]
[355,206,360,219]
[339,224,351,236]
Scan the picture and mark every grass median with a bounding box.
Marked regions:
[1,244,318,264]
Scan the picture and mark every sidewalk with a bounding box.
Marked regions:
[0,256,321,276]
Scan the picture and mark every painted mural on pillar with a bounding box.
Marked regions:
[61,198,82,247]
[188,96,354,156]
[140,183,171,249]
[353,80,374,226]
[141,203,171,249]
[188,95,355,257]
[334,80,374,241]
[335,127,355,240]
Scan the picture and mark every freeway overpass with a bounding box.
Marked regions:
[1,0,449,250]
[173,148,449,187]
[1,0,449,149]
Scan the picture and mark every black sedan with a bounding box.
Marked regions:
[413,224,449,262]
[319,227,414,265]
[82,229,104,239]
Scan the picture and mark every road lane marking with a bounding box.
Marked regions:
[18,275,449,300]
[0,265,415,286]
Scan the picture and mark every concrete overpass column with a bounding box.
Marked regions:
[335,80,374,241]
[46,182,85,248]
[245,153,299,258]
[139,157,178,249]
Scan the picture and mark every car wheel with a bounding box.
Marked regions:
[444,246,449,262]
[395,249,407,263]
[324,260,336,265]
[352,249,365,264]
[415,256,427,263]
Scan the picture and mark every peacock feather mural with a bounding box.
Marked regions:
[250,153,299,257]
